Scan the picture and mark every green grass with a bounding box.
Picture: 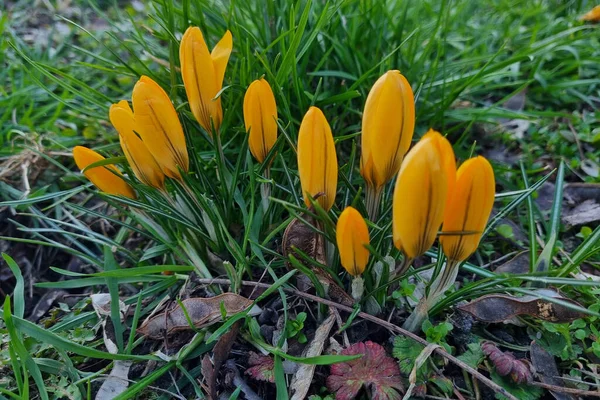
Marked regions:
[1,0,600,398]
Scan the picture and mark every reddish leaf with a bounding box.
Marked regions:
[245,352,275,383]
[482,342,532,384]
[326,341,404,400]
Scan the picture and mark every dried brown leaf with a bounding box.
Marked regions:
[291,313,336,400]
[458,290,585,324]
[138,293,253,339]
[204,321,241,400]
[283,215,354,306]
[530,341,574,400]
[494,251,530,274]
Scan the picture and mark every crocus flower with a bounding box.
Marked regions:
[393,130,456,259]
[180,27,232,134]
[360,70,415,191]
[109,100,165,189]
[336,206,370,276]
[132,76,189,179]
[297,107,338,211]
[243,78,278,163]
[440,156,495,262]
[73,146,135,199]
[581,5,600,22]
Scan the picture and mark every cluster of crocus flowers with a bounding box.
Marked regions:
[297,107,338,211]
[74,25,234,197]
[336,206,370,300]
[393,131,495,332]
[361,70,415,220]
[73,74,191,198]
[392,130,495,272]
[392,130,455,275]
[180,27,232,135]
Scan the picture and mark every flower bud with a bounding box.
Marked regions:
[393,130,456,258]
[243,78,278,162]
[297,107,338,211]
[336,207,370,276]
[180,27,232,134]
[440,156,495,262]
[110,100,164,189]
[73,146,135,199]
[132,76,189,179]
[361,70,415,190]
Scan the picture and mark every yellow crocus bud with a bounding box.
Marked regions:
[336,206,370,276]
[132,76,189,179]
[440,156,495,262]
[109,101,165,189]
[73,146,135,199]
[243,78,278,163]
[580,5,600,21]
[297,106,338,211]
[393,130,456,259]
[360,70,415,191]
[180,27,232,134]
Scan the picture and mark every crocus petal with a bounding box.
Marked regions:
[581,5,600,21]
[73,146,135,199]
[180,26,229,134]
[336,207,370,276]
[211,30,233,90]
[110,101,165,189]
[243,78,278,162]
[132,76,189,179]
[361,70,415,189]
[392,131,455,258]
[297,107,338,211]
[441,156,496,262]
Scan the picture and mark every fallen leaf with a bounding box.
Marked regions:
[204,321,241,400]
[564,183,600,203]
[283,215,354,306]
[92,294,131,400]
[562,199,600,228]
[482,342,532,384]
[580,5,600,22]
[458,290,585,324]
[326,341,404,400]
[138,293,259,339]
[530,341,574,400]
[91,293,127,319]
[403,344,441,399]
[283,214,327,266]
[581,159,599,178]
[245,352,275,383]
[499,89,530,139]
[494,251,530,274]
[95,360,132,400]
[291,313,336,400]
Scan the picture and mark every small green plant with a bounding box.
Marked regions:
[286,312,308,344]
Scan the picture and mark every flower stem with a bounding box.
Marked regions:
[402,259,460,333]
[260,167,271,213]
[393,255,413,278]
[365,185,383,221]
